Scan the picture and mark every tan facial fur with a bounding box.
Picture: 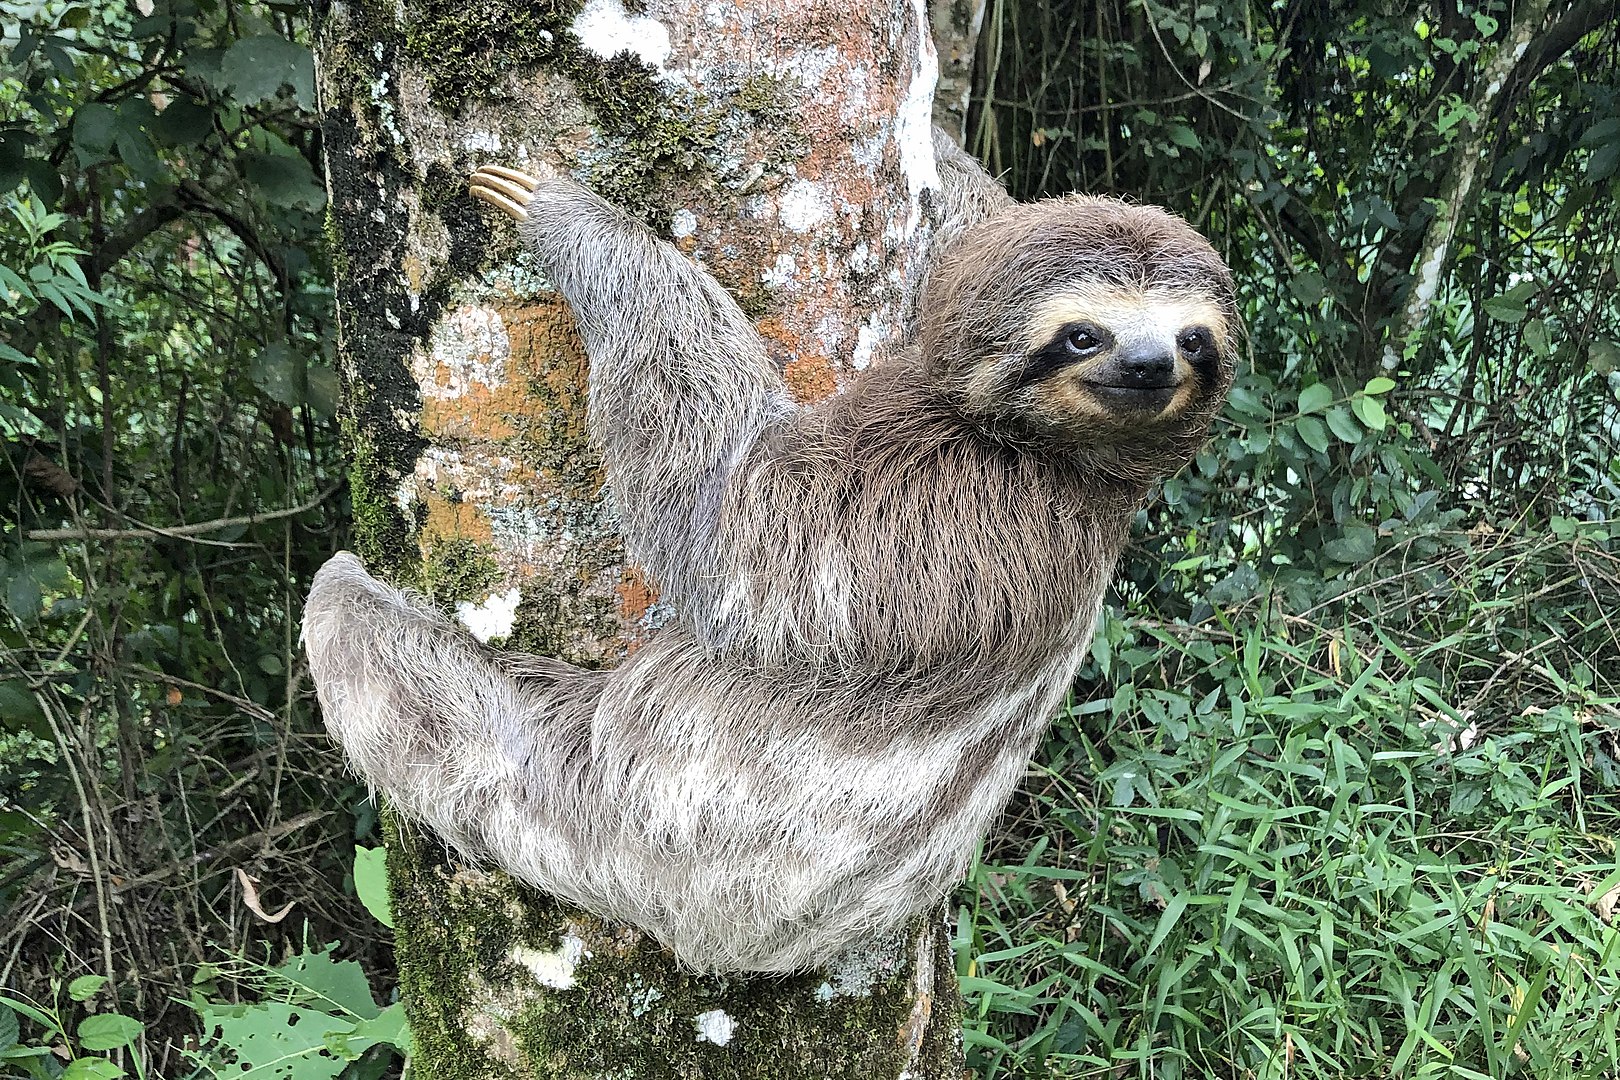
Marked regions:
[1021,284,1227,421]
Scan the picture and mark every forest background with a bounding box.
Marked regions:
[1,0,1617,1076]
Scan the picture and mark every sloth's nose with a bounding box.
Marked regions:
[1114,346,1178,388]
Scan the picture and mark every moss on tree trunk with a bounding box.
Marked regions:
[315,0,964,1074]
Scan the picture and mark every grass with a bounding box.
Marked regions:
[955,602,1620,1079]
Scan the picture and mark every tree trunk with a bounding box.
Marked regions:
[930,0,988,142]
[313,0,964,1075]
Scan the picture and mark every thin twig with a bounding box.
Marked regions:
[24,482,342,542]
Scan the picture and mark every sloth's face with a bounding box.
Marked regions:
[918,195,1238,465]
[1005,282,1233,430]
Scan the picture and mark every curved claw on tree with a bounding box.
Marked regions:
[469,164,541,221]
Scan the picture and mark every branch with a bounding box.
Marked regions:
[25,482,342,542]
[1381,0,1555,369]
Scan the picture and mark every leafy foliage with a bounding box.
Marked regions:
[0,0,378,1067]
[961,0,1620,1075]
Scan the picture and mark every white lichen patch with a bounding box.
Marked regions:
[693,1008,736,1046]
[570,0,672,71]
[461,129,502,153]
[896,0,942,205]
[779,179,832,233]
[850,319,889,370]
[509,932,588,990]
[456,587,521,643]
[761,252,798,290]
[368,42,404,146]
[823,925,907,997]
[414,304,511,398]
[670,208,699,238]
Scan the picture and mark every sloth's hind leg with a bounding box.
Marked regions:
[302,552,598,878]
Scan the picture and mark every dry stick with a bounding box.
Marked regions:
[104,809,330,895]
[24,481,342,543]
[35,688,119,999]
[0,892,54,988]
[121,665,281,724]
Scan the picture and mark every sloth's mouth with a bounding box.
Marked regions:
[1081,381,1182,412]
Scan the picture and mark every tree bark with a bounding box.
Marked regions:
[1381,0,1552,371]
[314,0,964,1075]
[929,0,988,142]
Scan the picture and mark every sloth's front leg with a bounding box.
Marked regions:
[468,165,791,611]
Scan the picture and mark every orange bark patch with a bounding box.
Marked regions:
[784,354,837,403]
[614,567,659,623]
[757,314,836,403]
[419,371,523,442]
[423,493,493,544]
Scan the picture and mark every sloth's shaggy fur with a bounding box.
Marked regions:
[303,139,1237,973]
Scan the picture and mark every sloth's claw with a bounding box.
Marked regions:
[469,165,541,221]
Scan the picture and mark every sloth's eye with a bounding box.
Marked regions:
[1177,328,1213,357]
[1064,326,1106,355]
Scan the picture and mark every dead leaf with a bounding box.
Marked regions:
[52,845,89,875]
[1595,879,1620,925]
[236,868,294,923]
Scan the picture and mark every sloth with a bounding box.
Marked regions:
[303,140,1237,974]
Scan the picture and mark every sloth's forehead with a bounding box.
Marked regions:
[1021,283,1229,349]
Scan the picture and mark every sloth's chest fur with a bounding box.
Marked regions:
[677,372,1140,679]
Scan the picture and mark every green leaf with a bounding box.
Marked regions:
[1523,318,1550,358]
[1166,124,1200,150]
[1363,376,1395,395]
[305,364,339,418]
[3,551,74,622]
[245,151,326,211]
[0,1003,17,1054]
[60,1058,124,1080]
[1296,415,1330,454]
[1289,271,1328,307]
[67,976,107,1002]
[152,100,215,147]
[198,1000,351,1080]
[40,36,75,77]
[114,127,162,181]
[1590,341,1619,375]
[276,947,380,1019]
[76,1013,143,1052]
[1589,142,1620,182]
[353,847,393,929]
[346,1002,410,1055]
[1325,405,1362,444]
[1481,292,1526,323]
[72,104,118,166]
[1351,394,1387,431]
[251,343,302,406]
[0,680,47,737]
[1322,525,1377,564]
[220,35,316,108]
[1297,382,1333,415]
[0,995,59,1037]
